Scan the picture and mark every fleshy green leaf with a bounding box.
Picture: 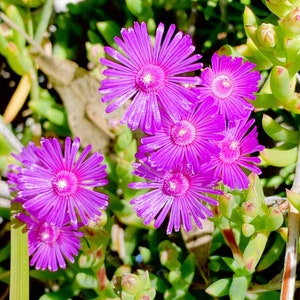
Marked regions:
[206,278,232,297]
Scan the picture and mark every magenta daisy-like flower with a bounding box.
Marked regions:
[138,104,225,170]
[99,22,202,134]
[199,54,260,119]
[17,213,83,272]
[129,162,221,234]
[8,137,109,228]
[210,118,264,190]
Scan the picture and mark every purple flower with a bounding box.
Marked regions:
[199,54,260,119]
[99,22,202,134]
[138,104,225,170]
[210,118,264,190]
[8,137,109,228]
[17,213,83,272]
[129,162,221,234]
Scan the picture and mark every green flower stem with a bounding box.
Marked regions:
[280,140,300,300]
[0,119,28,300]
[10,202,29,300]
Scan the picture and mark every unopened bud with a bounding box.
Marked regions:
[257,23,277,48]
[121,273,143,295]
[87,211,107,230]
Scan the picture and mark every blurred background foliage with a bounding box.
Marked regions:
[0,0,297,299]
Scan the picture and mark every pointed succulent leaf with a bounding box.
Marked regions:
[260,147,298,167]
[219,193,238,219]
[286,189,300,212]
[279,7,300,36]
[181,253,196,285]
[125,0,154,19]
[243,6,259,29]
[265,0,299,18]
[229,276,249,300]
[253,93,282,109]
[257,233,285,271]
[206,278,232,297]
[245,173,267,212]
[96,21,120,48]
[284,94,300,114]
[243,231,269,273]
[6,42,32,76]
[262,114,299,144]
[75,272,98,289]
[270,66,294,103]
[265,207,284,231]
[6,5,26,49]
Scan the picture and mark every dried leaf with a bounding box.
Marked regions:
[31,51,123,153]
[181,219,214,285]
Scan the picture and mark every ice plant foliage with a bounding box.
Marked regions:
[8,137,109,228]
[99,22,202,134]
[199,53,261,119]
[138,104,225,170]
[17,213,83,272]
[210,118,264,190]
[129,162,221,234]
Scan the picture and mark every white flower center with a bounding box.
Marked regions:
[170,120,196,146]
[211,74,233,99]
[219,138,241,164]
[136,64,165,93]
[39,222,60,245]
[52,170,78,197]
[162,171,190,197]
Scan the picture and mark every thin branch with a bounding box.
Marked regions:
[0,12,43,53]
[249,280,300,294]
[265,196,287,207]
[280,141,300,300]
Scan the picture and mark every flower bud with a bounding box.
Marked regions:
[87,210,108,230]
[279,7,300,36]
[121,273,144,295]
[257,23,277,48]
